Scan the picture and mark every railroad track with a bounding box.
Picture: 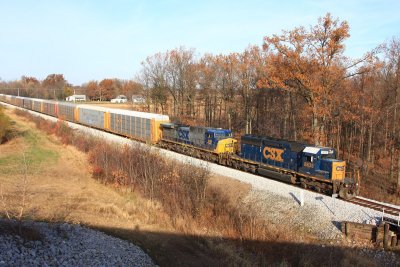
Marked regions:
[347,196,400,217]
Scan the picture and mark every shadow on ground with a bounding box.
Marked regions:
[91,224,381,267]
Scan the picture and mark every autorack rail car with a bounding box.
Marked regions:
[0,94,359,199]
[0,94,170,144]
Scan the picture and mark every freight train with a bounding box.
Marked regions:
[0,94,359,199]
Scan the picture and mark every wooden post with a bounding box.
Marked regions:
[341,221,347,234]
[300,190,304,206]
[383,223,390,250]
[391,235,397,247]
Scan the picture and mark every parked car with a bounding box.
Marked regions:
[110,95,127,103]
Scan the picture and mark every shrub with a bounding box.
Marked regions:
[0,107,12,143]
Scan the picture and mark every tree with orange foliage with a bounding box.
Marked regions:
[99,79,115,101]
[21,76,40,97]
[121,80,143,99]
[262,13,353,145]
[41,74,69,100]
[84,81,97,100]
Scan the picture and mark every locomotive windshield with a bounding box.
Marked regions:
[214,131,232,140]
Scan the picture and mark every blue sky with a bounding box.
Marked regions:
[0,0,399,85]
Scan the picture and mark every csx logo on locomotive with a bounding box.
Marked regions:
[263,146,284,162]
[336,166,345,171]
[178,131,189,139]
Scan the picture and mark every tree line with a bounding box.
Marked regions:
[0,75,144,102]
[1,13,400,192]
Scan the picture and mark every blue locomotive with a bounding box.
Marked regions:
[240,135,357,198]
[161,124,237,154]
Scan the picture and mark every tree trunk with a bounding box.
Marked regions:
[347,124,354,163]
[391,106,398,182]
[283,92,289,139]
[290,92,297,141]
[312,103,319,145]
[336,118,341,158]
[384,110,389,156]
[390,145,395,182]
[397,149,400,188]
[228,113,232,131]
[367,119,373,162]
[359,116,365,160]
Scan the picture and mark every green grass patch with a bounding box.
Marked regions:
[0,129,59,175]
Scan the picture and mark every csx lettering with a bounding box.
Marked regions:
[263,147,284,162]
[336,166,345,171]
[178,131,189,139]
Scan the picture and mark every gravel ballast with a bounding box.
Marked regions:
[0,220,156,267]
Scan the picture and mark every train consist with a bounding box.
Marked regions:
[0,94,359,199]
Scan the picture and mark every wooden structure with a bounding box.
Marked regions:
[342,221,400,249]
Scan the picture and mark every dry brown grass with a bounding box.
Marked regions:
[0,110,169,230]
[0,137,24,157]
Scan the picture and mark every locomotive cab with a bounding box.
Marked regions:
[205,129,237,154]
[299,146,358,198]
[299,147,338,180]
[205,129,231,145]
